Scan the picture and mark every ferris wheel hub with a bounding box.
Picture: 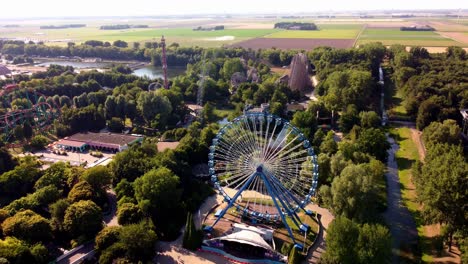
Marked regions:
[256,166,263,173]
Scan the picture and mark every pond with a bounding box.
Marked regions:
[132,65,186,79]
[36,60,186,79]
[36,60,110,68]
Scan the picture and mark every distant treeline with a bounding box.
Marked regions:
[392,15,414,18]
[193,25,224,31]
[40,24,86,29]
[274,22,318,30]
[100,24,149,30]
[3,25,20,28]
[400,26,435,31]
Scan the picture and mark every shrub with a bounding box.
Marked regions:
[29,135,49,150]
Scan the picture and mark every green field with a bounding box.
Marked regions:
[264,24,362,39]
[0,27,280,47]
[358,28,464,47]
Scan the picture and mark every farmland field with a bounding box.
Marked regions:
[264,24,361,39]
[357,28,465,47]
[232,38,354,50]
[1,17,467,49]
[0,26,280,47]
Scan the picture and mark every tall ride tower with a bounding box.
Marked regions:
[161,35,168,89]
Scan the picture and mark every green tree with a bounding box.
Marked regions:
[339,104,359,133]
[133,167,181,238]
[30,243,49,264]
[359,111,381,128]
[115,179,135,201]
[319,131,337,155]
[68,181,95,203]
[321,216,359,264]
[321,216,391,264]
[136,91,173,128]
[222,58,245,80]
[117,203,143,225]
[133,167,181,215]
[413,144,467,250]
[2,210,52,243]
[118,222,158,261]
[95,226,121,252]
[0,237,35,264]
[108,117,125,133]
[320,164,380,222]
[113,40,128,48]
[0,157,40,199]
[201,102,217,124]
[63,200,103,238]
[81,165,112,191]
[330,152,350,178]
[29,135,49,150]
[356,128,390,162]
[35,162,70,190]
[49,199,70,229]
[422,119,461,147]
[110,144,156,182]
[291,109,317,141]
[0,147,17,175]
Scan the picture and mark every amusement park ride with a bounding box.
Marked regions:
[0,84,61,147]
[204,112,319,252]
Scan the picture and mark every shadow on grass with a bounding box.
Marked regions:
[396,156,415,171]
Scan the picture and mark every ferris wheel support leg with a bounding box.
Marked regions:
[263,172,304,228]
[205,172,258,232]
[269,173,312,216]
[258,172,298,246]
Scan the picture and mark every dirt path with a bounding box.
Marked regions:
[409,128,426,161]
[305,204,334,264]
[383,136,419,264]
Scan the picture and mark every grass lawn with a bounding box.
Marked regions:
[387,89,412,121]
[358,28,465,47]
[214,108,235,120]
[389,127,432,263]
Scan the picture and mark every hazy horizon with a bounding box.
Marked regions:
[1,0,467,19]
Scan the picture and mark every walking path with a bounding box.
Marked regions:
[103,189,119,227]
[306,204,334,264]
[383,136,418,263]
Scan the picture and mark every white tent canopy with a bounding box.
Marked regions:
[217,230,273,251]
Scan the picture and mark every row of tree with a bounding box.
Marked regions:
[389,45,467,129]
[414,120,467,261]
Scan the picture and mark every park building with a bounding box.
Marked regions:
[56,132,143,153]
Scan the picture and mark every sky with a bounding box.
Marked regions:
[1,0,467,18]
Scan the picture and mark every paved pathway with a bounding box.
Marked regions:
[383,136,418,263]
[305,204,334,264]
[103,189,119,227]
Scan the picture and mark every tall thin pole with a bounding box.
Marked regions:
[161,35,168,89]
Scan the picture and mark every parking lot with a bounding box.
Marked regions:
[30,149,115,167]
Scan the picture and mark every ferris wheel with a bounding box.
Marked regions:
[205,112,319,246]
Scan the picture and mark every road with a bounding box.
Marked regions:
[383,136,418,263]
[56,242,95,264]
